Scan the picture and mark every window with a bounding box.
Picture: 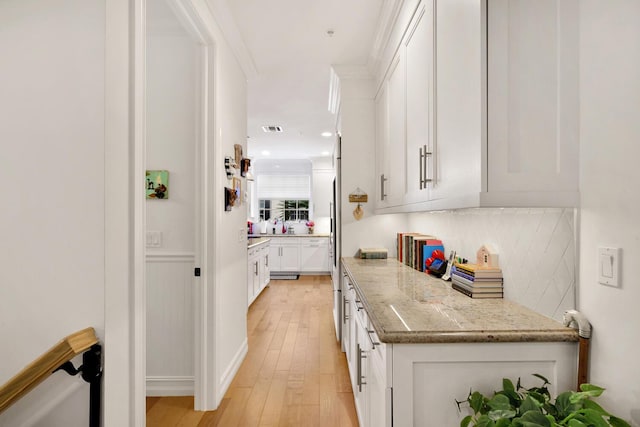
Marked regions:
[259,199,309,221]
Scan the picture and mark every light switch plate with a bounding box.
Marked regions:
[598,247,621,287]
[146,231,162,248]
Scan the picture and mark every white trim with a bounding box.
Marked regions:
[105,0,138,426]
[369,0,405,68]
[133,0,147,426]
[146,376,195,396]
[217,338,248,406]
[146,252,196,262]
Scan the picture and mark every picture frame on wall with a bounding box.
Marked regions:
[232,177,242,206]
[234,144,243,167]
[146,170,169,199]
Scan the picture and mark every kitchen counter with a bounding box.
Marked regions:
[248,233,330,238]
[341,257,579,344]
[247,237,270,248]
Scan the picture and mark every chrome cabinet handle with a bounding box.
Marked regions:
[343,299,350,323]
[357,343,367,392]
[265,255,268,267]
[419,146,424,189]
[422,144,433,186]
[367,329,381,347]
[355,300,364,311]
[254,261,258,276]
[380,174,387,200]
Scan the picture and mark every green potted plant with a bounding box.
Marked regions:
[456,374,631,427]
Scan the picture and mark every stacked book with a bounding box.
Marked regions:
[451,263,503,299]
[396,232,443,272]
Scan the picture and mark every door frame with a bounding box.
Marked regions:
[131,0,221,418]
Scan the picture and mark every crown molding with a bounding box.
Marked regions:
[368,0,405,71]
[204,0,258,79]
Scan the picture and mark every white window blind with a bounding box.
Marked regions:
[257,175,310,199]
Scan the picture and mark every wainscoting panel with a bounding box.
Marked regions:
[146,252,195,396]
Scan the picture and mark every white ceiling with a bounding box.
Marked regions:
[225,0,384,161]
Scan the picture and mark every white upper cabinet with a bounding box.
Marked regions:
[375,82,389,209]
[404,1,436,205]
[385,53,407,207]
[374,0,579,213]
[487,0,579,201]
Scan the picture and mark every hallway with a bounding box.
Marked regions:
[146,275,358,426]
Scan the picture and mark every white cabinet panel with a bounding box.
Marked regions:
[375,84,389,209]
[487,0,579,194]
[385,53,406,207]
[300,238,329,272]
[404,1,435,205]
[431,0,484,202]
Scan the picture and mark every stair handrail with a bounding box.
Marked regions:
[0,327,101,425]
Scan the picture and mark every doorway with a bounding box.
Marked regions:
[143,0,213,411]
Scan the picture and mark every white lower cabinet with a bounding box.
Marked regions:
[247,241,270,306]
[345,284,392,427]
[341,278,576,426]
[299,238,329,272]
[269,236,330,275]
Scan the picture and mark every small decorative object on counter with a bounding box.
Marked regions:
[306,220,315,234]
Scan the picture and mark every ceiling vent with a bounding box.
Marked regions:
[262,125,283,133]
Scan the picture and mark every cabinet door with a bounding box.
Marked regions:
[354,313,370,426]
[375,84,389,209]
[268,244,281,272]
[431,0,484,201]
[279,244,300,272]
[368,348,389,427]
[262,250,270,287]
[404,1,435,205]
[385,52,406,207]
[487,0,578,194]
[299,240,329,272]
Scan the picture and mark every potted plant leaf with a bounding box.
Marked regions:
[456,374,631,427]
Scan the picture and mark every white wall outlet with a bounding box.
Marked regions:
[146,231,163,248]
[598,247,621,288]
[239,227,246,242]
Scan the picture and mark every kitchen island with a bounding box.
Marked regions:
[340,257,579,426]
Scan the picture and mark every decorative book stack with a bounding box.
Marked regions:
[451,263,503,299]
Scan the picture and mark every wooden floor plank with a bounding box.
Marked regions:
[146,276,357,427]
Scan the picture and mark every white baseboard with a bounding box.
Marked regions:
[146,376,194,396]
[216,338,248,406]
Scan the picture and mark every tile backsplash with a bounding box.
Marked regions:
[407,208,577,321]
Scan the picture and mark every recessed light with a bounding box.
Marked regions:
[321,151,330,156]
[261,150,270,156]
[275,165,280,169]
[321,132,333,137]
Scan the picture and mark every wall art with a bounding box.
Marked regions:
[146,170,169,199]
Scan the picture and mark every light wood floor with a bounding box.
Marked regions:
[146,275,358,426]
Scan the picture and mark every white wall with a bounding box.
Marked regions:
[146,30,197,253]
[210,14,250,398]
[0,0,105,425]
[579,2,640,424]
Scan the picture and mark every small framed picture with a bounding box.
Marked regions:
[146,170,169,199]
[240,158,251,177]
[234,144,243,167]
[232,177,242,206]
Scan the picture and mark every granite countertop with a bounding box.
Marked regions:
[247,237,271,248]
[341,257,579,344]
